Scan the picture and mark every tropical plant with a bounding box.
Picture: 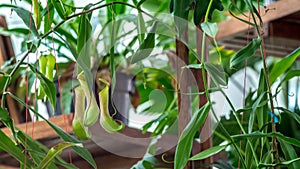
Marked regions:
[0,0,299,169]
[167,0,300,169]
[0,0,153,168]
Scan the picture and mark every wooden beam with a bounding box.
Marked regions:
[0,165,19,169]
[176,31,190,136]
[194,27,212,169]
[270,19,300,40]
[0,16,15,59]
[1,114,73,140]
[217,0,300,39]
[176,23,192,169]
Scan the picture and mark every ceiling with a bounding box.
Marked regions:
[216,0,300,58]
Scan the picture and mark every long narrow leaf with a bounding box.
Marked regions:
[248,92,267,133]
[77,12,92,54]
[276,70,300,93]
[131,22,157,63]
[194,0,224,25]
[256,69,268,133]
[278,139,300,169]
[0,129,33,168]
[275,107,300,124]
[189,145,227,161]
[18,130,78,169]
[51,0,66,19]
[270,47,300,84]
[205,63,227,86]
[37,142,82,169]
[44,4,54,34]
[6,92,97,168]
[28,64,56,109]
[174,103,211,169]
[137,12,146,43]
[0,107,17,140]
[230,38,261,68]
[16,131,60,169]
[13,7,39,37]
[258,158,300,168]
[232,131,300,147]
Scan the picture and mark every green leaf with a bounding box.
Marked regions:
[77,12,92,55]
[32,0,42,29]
[6,92,97,168]
[133,0,138,6]
[0,107,17,147]
[28,64,56,110]
[173,0,194,37]
[276,70,300,93]
[137,0,147,7]
[248,91,267,133]
[189,145,226,161]
[76,10,93,93]
[230,38,262,69]
[16,131,60,169]
[194,0,224,25]
[278,139,300,169]
[137,12,146,44]
[244,0,263,27]
[228,8,256,27]
[258,158,300,168]
[193,0,209,25]
[44,113,96,168]
[13,7,39,37]
[51,0,66,19]
[0,129,33,168]
[270,47,300,84]
[275,107,300,124]
[131,22,157,63]
[0,27,29,36]
[245,139,256,169]
[232,131,300,147]
[205,63,227,86]
[55,31,93,91]
[44,4,54,34]
[106,0,127,21]
[174,103,211,169]
[37,142,83,169]
[256,69,269,133]
[131,153,157,169]
[201,22,218,38]
[0,107,12,123]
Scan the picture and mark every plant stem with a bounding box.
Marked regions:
[199,0,248,167]
[210,107,247,168]
[220,85,260,164]
[41,2,153,40]
[244,0,279,163]
[1,47,33,108]
[61,0,105,10]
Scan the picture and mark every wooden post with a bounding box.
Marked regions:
[0,16,23,124]
[191,27,213,169]
[176,24,190,169]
